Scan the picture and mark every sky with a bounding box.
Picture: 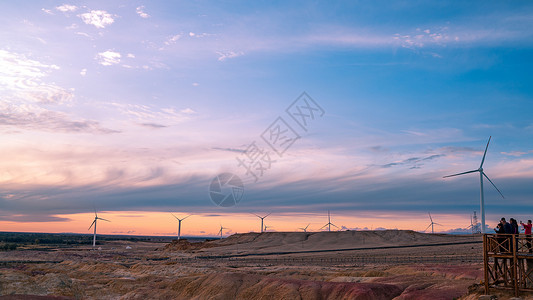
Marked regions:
[1,1,533,237]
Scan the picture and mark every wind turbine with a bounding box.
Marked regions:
[171,213,191,240]
[467,211,481,234]
[467,214,475,235]
[298,224,310,232]
[218,225,228,238]
[443,136,505,234]
[320,210,338,232]
[263,225,272,232]
[472,211,480,233]
[253,213,271,233]
[88,209,110,248]
[424,212,441,234]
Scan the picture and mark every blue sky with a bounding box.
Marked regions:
[1,1,533,234]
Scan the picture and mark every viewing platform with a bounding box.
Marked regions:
[484,233,533,297]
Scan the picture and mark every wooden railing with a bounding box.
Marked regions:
[484,233,533,296]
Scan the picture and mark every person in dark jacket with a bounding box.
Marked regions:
[502,218,513,234]
[510,218,519,234]
[500,218,512,253]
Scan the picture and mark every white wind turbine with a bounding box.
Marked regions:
[218,225,228,238]
[88,209,110,248]
[472,211,480,233]
[299,224,310,232]
[424,212,442,234]
[443,136,505,234]
[253,213,271,233]
[320,210,338,232]
[467,214,475,234]
[171,213,191,240]
[467,211,481,234]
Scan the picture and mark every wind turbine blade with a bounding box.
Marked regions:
[434,223,443,226]
[170,212,179,220]
[331,223,339,229]
[252,213,261,218]
[424,224,432,232]
[98,218,111,222]
[319,224,328,230]
[443,170,478,178]
[183,215,191,220]
[428,212,433,222]
[305,224,310,230]
[88,219,96,230]
[264,212,271,218]
[483,172,505,199]
[480,136,491,168]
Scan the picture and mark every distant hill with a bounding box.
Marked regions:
[189,230,480,256]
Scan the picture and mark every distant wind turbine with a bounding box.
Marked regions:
[218,225,228,238]
[253,213,271,233]
[320,210,338,232]
[171,213,191,240]
[472,211,480,233]
[424,212,442,234]
[298,224,310,232]
[467,214,475,235]
[263,225,272,232]
[466,211,480,234]
[88,209,110,248]
[443,136,505,234]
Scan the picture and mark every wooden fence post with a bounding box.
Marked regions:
[483,234,489,295]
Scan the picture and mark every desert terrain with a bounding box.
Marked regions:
[1,230,529,299]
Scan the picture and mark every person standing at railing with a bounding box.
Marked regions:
[510,218,519,234]
[495,218,513,253]
[520,219,532,253]
[495,221,507,253]
[510,218,519,253]
[498,218,514,234]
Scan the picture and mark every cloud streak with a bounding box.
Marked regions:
[380,154,445,169]
[0,102,119,134]
[110,103,196,126]
[0,49,74,105]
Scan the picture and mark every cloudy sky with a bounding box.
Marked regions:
[1,1,533,236]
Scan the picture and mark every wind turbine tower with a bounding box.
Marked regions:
[88,209,110,248]
[444,136,505,234]
[254,213,271,233]
[320,210,338,232]
[218,225,228,238]
[171,213,191,240]
[424,212,441,234]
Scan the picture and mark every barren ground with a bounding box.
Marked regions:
[1,230,530,299]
